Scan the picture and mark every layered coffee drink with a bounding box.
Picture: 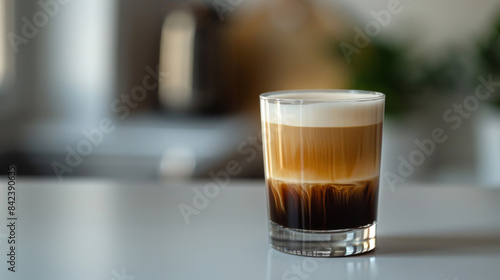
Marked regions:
[261,92,384,231]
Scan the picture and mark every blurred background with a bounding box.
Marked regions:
[0,0,499,187]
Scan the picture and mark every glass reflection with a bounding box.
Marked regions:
[266,248,378,279]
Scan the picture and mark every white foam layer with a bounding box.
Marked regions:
[261,92,384,127]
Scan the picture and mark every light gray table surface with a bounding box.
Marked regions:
[1,178,499,280]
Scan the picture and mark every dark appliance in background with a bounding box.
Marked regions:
[114,0,261,180]
[118,0,236,115]
[158,2,235,114]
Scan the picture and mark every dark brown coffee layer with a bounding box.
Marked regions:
[267,178,379,230]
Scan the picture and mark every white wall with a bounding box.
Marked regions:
[336,0,499,56]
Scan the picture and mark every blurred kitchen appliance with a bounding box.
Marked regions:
[159,2,234,114]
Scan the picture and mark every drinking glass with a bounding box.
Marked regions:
[260,90,385,257]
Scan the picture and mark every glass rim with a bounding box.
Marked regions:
[259,89,385,103]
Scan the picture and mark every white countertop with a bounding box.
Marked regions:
[1,179,499,280]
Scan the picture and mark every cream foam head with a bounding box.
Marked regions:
[260,90,385,127]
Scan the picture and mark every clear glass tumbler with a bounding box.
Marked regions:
[260,90,385,257]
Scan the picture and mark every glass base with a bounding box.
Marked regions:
[269,222,376,257]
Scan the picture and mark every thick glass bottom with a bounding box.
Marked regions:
[269,221,376,257]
